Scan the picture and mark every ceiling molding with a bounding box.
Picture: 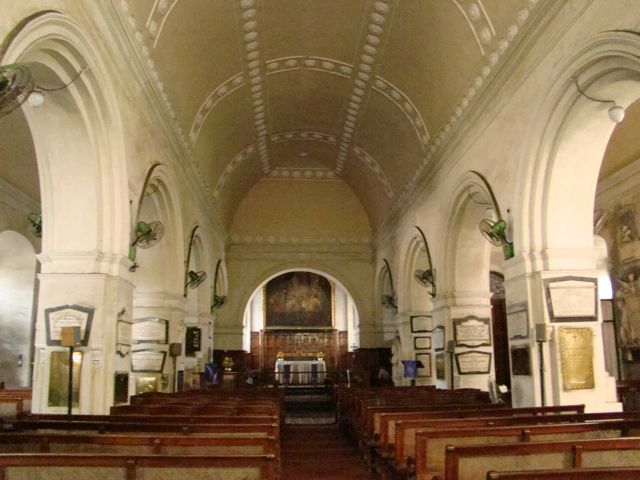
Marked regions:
[212,131,394,198]
[236,0,271,174]
[379,0,543,230]
[451,0,496,56]
[105,1,227,246]
[266,167,338,182]
[188,56,430,158]
[334,0,397,175]
[147,0,178,49]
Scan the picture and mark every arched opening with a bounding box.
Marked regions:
[440,171,511,391]
[0,231,37,387]
[2,12,129,413]
[242,268,360,382]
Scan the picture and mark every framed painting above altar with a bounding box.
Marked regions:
[265,272,333,328]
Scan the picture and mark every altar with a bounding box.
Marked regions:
[275,359,326,385]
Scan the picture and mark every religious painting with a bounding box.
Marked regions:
[265,272,333,328]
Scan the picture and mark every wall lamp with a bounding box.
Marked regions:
[573,77,625,123]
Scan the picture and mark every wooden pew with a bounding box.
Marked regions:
[437,436,640,480]
[0,453,277,479]
[411,419,640,480]
[486,466,640,479]
[0,431,277,456]
[23,413,278,425]
[8,419,280,440]
[378,405,585,451]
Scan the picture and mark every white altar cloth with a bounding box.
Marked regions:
[275,359,326,384]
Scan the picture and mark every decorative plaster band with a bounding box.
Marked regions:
[230,233,371,245]
[335,0,396,175]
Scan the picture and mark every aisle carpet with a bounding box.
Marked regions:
[280,425,373,480]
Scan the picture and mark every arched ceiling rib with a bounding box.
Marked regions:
[119,0,541,229]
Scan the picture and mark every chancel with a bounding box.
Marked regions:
[2,1,640,479]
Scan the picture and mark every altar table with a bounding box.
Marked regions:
[275,359,326,385]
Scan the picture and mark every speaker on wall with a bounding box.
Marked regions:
[535,324,548,342]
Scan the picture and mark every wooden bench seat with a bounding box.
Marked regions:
[23,413,278,425]
[411,419,640,480]
[438,436,640,480]
[0,453,277,480]
[0,431,277,456]
[378,405,585,450]
[393,411,639,471]
[486,466,640,479]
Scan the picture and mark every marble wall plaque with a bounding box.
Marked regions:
[132,318,168,344]
[454,316,491,347]
[45,305,94,346]
[415,353,432,377]
[545,277,597,322]
[131,349,166,373]
[455,350,492,374]
[507,302,529,340]
[48,350,82,407]
[559,327,595,390]
[432,326,445,351]
[436,352,446,380]
[511,346,532,376]
[414,336,431,350]
[410,315,432,333]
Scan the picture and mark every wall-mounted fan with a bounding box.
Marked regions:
[0,63,86,118]
[27,212,42,238]
[414,226,437,297]
[211,259,227,311]
[414,268,434,288]
[479,218,508,246]
[469,170,514,260]
[381,293,397,310]
[0,64,35,117]
[131,220,164,248]
[185,270,207,289]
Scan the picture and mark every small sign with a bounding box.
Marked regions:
[511,346,532,376]
[45,305,94,346]
[185,327,202,356]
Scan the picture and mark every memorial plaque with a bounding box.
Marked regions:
[185,327,202,356]
[510,346,532,376]
[131,349,166,372]
[559,327,595,390]
[454,316,491,347]
[432,326,445,351]
[45,305,94,346]
[414,336,431,350]
[114,372,129,405]
[48,350,82,407]
[545,277,597,322]
[435,352,446,380]
[507,302,529,340]
[415,353,432,377]
[455,350,491,375]
[132,318,168,344]
[410,315,432,333]
[135,375,160,394]
[116,319,132,356]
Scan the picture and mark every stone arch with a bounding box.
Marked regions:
[133,166,185,297]
[516,31,640,265]
[2,11,129,259]
[442,171,497,298]
[400,231,434,313]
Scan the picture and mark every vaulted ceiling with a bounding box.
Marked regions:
[118,0,542,229]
